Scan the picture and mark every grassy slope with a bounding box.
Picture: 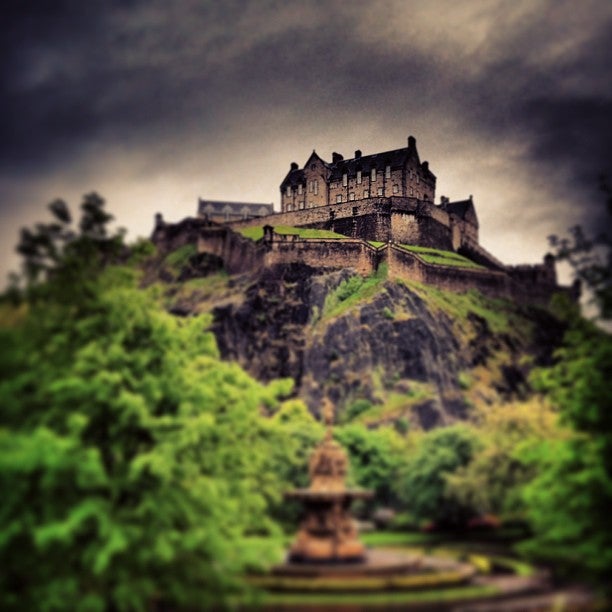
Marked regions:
[398,244,486,270]
[239,225,348,241]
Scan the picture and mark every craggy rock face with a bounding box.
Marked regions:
[207,263,565,430]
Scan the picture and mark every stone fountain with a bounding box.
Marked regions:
[285,399,373,563]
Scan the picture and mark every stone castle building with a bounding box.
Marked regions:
[152,133,578,306]
[280,136,435,211]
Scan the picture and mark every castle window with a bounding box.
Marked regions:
[299,201,305,209]
[342,173,348,187]
[416,175,420,184]
[371,168,377,182]
[308,181,313,193]
[314,180,318,195]
[349,192,355,201]
[363,189,369,198]
[377,187,383,196]
[352,206,358,216]
[385,165,391,178]
[392,184,399,194]
[336,195,343,203]
[309,201,313,208]
[357,170,362,184]
[286,185,291,196]
[298,184,303,195]
[410,187,414,196]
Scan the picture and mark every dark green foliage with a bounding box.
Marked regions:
[397,426,481,527]
[520,315,612,586]
[0,199,294,610]
[335,424,407,508]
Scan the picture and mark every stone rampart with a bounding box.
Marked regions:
[156,218,573,308]
[197,226,266,275]
[264,235,380,275]
[387,245,511,299]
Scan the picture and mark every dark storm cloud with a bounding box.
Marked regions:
[1,0,611,229]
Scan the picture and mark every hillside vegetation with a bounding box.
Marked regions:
[1,196,610,607]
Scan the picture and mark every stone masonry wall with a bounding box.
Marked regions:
[387,245,511,299]
[186,220,570,307]
[264,236,380,275]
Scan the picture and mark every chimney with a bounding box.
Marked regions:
[332,152,344,163]
[422,161,429,172]
[355,149,362,159]
[408,135,416,148]
[290,162,298,170]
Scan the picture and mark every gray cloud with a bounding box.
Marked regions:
[1,0,611,283]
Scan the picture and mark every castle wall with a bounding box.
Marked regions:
[387,246,511,299]
[170,219,575,308]
[264,236,379,276]
[197,226,266,275]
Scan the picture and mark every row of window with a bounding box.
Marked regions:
[285,180,320,197]
[286,167,423,196]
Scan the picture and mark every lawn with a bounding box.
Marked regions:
[239,225,349,241]
[398,244,485,269]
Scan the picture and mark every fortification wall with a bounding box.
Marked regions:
[161,218,571,308]
[197,227,266,275]
[264,235,380,275]
[232,197,390,231]
[387,246,511,299]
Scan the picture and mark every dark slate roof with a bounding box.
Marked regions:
[440,198,478,225]
[328,147,419,181]
[280,140,436,188]
[198,199,274,217]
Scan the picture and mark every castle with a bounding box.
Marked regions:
[152,135,579,306]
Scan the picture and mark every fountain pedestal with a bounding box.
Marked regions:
[285,402,373,563]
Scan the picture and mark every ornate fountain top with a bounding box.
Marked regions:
[322,398,334,427]
[308,399,348,492]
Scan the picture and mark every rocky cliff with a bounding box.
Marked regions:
[154,253,566,430]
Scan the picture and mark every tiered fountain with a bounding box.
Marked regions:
[285,399,372,564]
[275,400,422,577]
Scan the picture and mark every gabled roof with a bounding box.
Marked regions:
[328,147,418,181]
[280,151,328,189]
[440,197,478,226]
[280,137,436,188]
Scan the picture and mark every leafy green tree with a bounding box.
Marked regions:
[520,315,612,586]
[335,424,408,509]
[0,200,292,610]
[446,399,562,521]
[397,426,481,527]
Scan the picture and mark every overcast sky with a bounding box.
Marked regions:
[2,0,611,285]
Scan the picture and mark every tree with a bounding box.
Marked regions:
[445,399,562,521]
[0,199,291,609]
[519,313,612,587]
[335,424,408,510]
[397,426,481,528]
[548,176,612,319]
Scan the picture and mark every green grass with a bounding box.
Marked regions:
[368,240,385,248]
[163,243,197,270]
[361,531,441,547]
[239,225,348,241]
[398,244,485,270]
[252,584,498,606]
[321,264,388,320]
[400,279,515,336]
[352,384,435,426]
